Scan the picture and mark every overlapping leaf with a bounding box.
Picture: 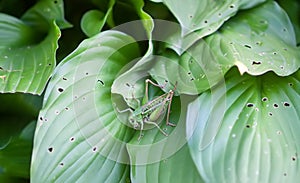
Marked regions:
[150,1,300,95]
[0,0,70,94]
[207,1,300,76]
[31,31,140,182]
[162,0,266,54]
[81,0,115,37]
[187,68,300,182]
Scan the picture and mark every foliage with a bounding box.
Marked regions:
[0,0,299,182]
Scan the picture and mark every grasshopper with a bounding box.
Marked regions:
[117,79,177,140]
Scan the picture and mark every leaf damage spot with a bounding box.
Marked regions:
[262,97,268,102]
[273,103,279,108]
[48,147,54,153]
[92,147,97,152]
[62,77,67,81]
[97,79,104,86]
[70,137,75,142]
[252,61,261,65]
[244,44,252,49]
[58,87,64,93]
[59,162,64,167]
[247,103,254,107]
[246,124,251,128]
[283,102,290,107]
[229,4,235,8]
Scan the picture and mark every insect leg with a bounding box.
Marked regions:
[165,90,176,127]
[138,121,144,141]
[144,120,168,136]
[113,103,134,114]
[145,79,166,102]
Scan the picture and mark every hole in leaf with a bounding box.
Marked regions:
[283,102,290,107]
[288,83,293,87]
[218,13,222,16]
[85,72,89,75]
[97,79,104,86]
[48,147,53,153]
[70,137,75,142]
[189,15,193,18]
[277,130,282,135]
[273,103,279,108]
[62,77,67,81]
[268,112,273,116]
[247,103,254,107]
[292,156,297,161]
[204,20,208,24]
[229,4,235,8]
[59,162,64,166]
[283,28,287,32]
[93,147,97,152]
[65,107,69,111]
[283,173,287,176]
[54,0,58,4]
[252,61,261,65]
[246,124,251,128]
[125,82,131,87]
[39,117,43,121]
[280,66,284,69]
[58,88,64,92]
[262,97,268,102]
[273,52,277,55]
[244,44,252,49]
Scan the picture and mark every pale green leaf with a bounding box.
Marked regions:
[187,68,300,182]
[206,1,300,76]
[31,31,140,182]
[161,0,266,54]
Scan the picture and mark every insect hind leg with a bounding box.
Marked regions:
[144,121,168,136]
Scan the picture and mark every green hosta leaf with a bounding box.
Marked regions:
[31,31,140,182]
[206,1,300,76]
[0,0,70,94]
[162,0,266,53]
[129,144,203,183]
[81,0,115,37]
[187,68,300,182]
[111,0,154,100]
[126,94,203,182]
[149,41,225,95]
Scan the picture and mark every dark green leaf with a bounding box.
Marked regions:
[0,0,70,94]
